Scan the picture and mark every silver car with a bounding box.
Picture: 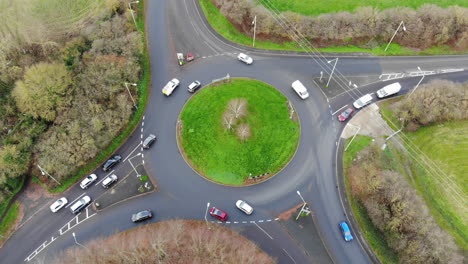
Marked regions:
[188,81,201,93]
[236,200,253,215]
[102,174,118,188]
[80,174,98,189]
[237,53,253,65]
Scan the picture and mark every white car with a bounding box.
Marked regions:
[80,173,98,189]
[102,174,118,188]
[237,53,253,65]
[50,197,68,213]
[236,200,254,215]
[162,78,180,96]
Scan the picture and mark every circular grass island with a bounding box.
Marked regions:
[177,78,300,186]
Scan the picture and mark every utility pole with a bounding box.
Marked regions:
[252,16,257,47]
[205,202,211,230]
[128,1,140,28]
[37,165,60,185]
[385,21,406,52]
[124,82,138,109]
[409,67,425,97]
[326,58,338,88]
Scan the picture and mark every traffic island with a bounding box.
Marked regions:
[94,164,156,211]
[177,78,300,186]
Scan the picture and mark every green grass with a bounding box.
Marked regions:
[51,0,149,192]
[343,135,399,264]
[0,202,19,242]
[180,79,300,185]
[199,0,465,55]
[402,121,468,248]
[378,98,403,130]
[258,0,468,17]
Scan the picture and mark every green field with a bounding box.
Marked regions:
[343,135,399,264]
[259,0,468,16]
[179,79,300,185]
[199,0,461,55]
[0,202,19,243]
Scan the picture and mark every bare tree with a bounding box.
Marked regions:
[236,123,251,141]
[222,112,235,130]
[227,98,247,119]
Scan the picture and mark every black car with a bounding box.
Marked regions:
[131,209,153,222]
[142,134,156,149]
[102,155,122,172]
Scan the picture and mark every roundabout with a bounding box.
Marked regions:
[177,78,300,185]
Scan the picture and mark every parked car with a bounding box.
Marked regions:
[237,53,253,65]
[339,221,354,242]
[353,94,373,109]
[102,174,118,188]
[143,134,157,149]
[338,108,354,122]
[80,173,98,189]
[132,209,153,222]
[50,197,68,213]
[209,207,228,221]
[236,200,253,215]
[70,196,91,214]
[102,155,122,172]
[187,81,201,93]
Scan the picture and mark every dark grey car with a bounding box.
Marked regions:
[143,134,156,149]
[131,210,153,222]
[102,155,122,172]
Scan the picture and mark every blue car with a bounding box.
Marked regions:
[339,221,354,242]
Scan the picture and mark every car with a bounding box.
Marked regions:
[50,197,68,213]
[338,107,354,122]
[131,209,153,222]
[162,78,180,96]
[237,53,253,65]
[236,200,254,215]
[102,155,122,172]
[143,134,157,149]
[79,173,98,189]
[187,81,201,93]
[209,207,228,221]
[70,196,92,214]
[339,221,354,242]
[102,174,118,188]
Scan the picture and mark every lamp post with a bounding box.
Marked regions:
[326,58,338,88]
[296,190,305,204]
[205,202,211,229]
[409,66,425,97]
[128,1,140,28]
[37,165,60,185]
[72,232,88,250]
[124,82,138,109]
[296,190,310,220]
[384,21,406,52]
[252,16,257,47]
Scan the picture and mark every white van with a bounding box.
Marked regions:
[376,82,401,98]
[70,196,91,214]
[353,94,373,109]
[291,80,309,99]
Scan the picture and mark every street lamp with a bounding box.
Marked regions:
[37,165,60,185]
[295,190,310,220]
[128,1,140,28]
[296,190,305,204]
[326,58,338,88]
[385,21,406,52]
[205,202,211,229]
[409,66,425,97]
[252,16,257,47]
[124,82,138,109]
[72,232,88,250]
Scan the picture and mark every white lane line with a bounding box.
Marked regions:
[275,218,279,221]
[95,170,115,186]
[140,134,143,139]
[65,193,86,208]
[267,219,272,222]
[204,41,218,54]
[234,221,238,224]
[254,222,273,240]
[142,122,144,127]
[332,104,348,116]
[242,221,247,223]
[258,220,264,223]
[282,249,297,264]
[123,143,142,162]
[226,221,231,224]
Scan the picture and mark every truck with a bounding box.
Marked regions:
[376,82,401,98]
[162,78,180,96]
[291,80,309,99]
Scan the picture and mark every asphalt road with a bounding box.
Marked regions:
[0,0,467,263]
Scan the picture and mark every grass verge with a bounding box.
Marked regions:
[50,0,149,193]
[0,202,19,243]
[199,0,464,55]
[343,135,399,264]
[180,78,300,185]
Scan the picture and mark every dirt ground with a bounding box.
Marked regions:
[341,103,394,139]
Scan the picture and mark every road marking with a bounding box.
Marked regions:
[95,170,115,186]
[254,222,273,240]
[142,115,145,120]
[332,104,349,116]
[142,122,144,127]
[275,218,280,221]
[267,219,272,222]
[242,221,247,223]
[258,220,264,223]
[123,143,142,162]
[204,41,218,54]
[65,193,86,208]
[283,249,297,264]
[226,221,231,224]
[234,221,238,224]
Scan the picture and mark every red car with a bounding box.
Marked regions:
[338,107,354,122]
[209,207,228,221]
